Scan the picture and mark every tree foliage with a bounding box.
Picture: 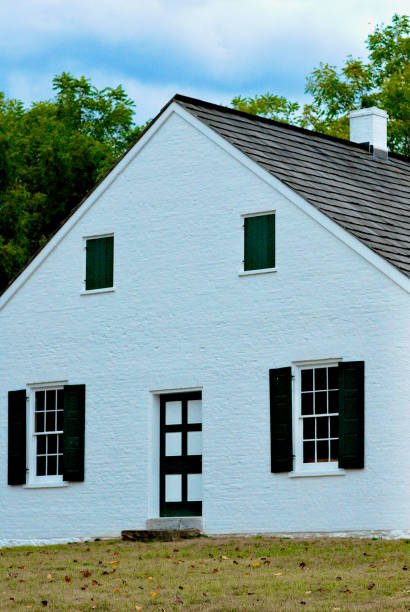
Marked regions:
[0,74,144,290]
[232,14,409,154]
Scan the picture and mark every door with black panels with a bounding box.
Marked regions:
[160,392,202,517]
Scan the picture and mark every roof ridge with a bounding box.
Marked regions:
[173,93,410,163]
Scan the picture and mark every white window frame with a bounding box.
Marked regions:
[291,359,345,478]
[81,232,115,295]
[238,210,277,276]
[26,381,68,488]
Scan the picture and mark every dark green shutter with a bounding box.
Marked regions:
[8,390,27,485]
[63,385,85,481]
[270,367,293,472]
[86,236,113,290]
[244,214,275,271]
[338,362,364,469]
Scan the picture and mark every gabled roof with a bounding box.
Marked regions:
[1,94,409,303]
[175,95,410,278]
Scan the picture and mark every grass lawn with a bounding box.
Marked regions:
[0,536,408,611]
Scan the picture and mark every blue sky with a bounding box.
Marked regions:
[0,0,408,124]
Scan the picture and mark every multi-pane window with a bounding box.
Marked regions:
[34,389,64,476]
[300,366,339,463]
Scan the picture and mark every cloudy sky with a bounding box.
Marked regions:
[0,0,407,124]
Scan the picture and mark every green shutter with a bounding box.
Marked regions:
[244,214,275,271]
[86,236,114,290]
[8,390,27,485]
[270,367,293,472]
[338,361,364,469]
[63,385,85,481]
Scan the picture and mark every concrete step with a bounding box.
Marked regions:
[121,528,201,542]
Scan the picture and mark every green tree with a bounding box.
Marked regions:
[232,14,409,154]
[0,74,144,290]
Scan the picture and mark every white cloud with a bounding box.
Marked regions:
[1,0,408,76]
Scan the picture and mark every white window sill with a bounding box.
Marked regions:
[289,468,346,478]
[24,482,69,489]
[238,268,277,277]
[80,286,116,295]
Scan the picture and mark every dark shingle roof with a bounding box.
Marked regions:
[175,95,410,278]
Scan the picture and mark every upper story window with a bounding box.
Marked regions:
[85,235,114,291]
[243,212,275,272]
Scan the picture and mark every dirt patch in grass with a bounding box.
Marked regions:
[0,536,409,610]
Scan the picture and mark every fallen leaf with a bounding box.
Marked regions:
[81,585,88,591]
[65,576,71,583]
[252,562,260,568]
[17,566,26,570]
[367,582,376,590]
[174,600,183,605]
[135,607,143,611]
[212,568,218,573]
[178,585,184,590]
[150,591,157,597]
[403,566,408,571]
[146,576,153,581]
[41,602,48,607]
[264,560,271,565]
[46,574,52,580]
[92,579,99,585]
[300,602,306,606]
[344,588,352,594]
[299,561,306,569]
[335,576,342,581]
[81,570,92,577]
[274,572,282,576]
[111,561,120,565]
[233,560,239,565]
[202,592,207,596]
[305,590,312,594]
[114,589,120,593]
[221,555,228,560]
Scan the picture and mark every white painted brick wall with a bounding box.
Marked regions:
[1,111,409,545]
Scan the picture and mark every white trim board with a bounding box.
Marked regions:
[1,100,408,310]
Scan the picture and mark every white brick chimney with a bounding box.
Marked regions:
[348,107,388,155]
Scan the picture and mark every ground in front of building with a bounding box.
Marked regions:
[1,536,408,610]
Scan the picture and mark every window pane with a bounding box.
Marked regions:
[37,456,46,476]
[165,474,182,502]
[330,440,338,462]
[317,440,329,462]
[57,434,63,454]
[315,368,326,390]
[46,390,56,411]
[46,411,56,432]
[315,391,327,414]
[303,418,315,440]
[35,391,45,412]
[187,400,202,424]
[301,392,314,415]
[57,389,64,409]
[330,416,338,438]
[165,432,181,456]
[316,417,329,439]
[165,401,182,425]
[187,431,202,455]
[37,435,46,455]
[328,367,338,390]
[303,441,315,463]
[48,434,58,454]
[57,410,64,431]
[35,412,44,433]
[57,455,63,476]
[328,390,338,413]
[301,369,313,392]
[47,455,57,476]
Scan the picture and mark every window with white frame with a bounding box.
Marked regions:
[295,362,340,470]
[30,386,64,481]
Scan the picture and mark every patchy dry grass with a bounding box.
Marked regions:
[0,536,409,611]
